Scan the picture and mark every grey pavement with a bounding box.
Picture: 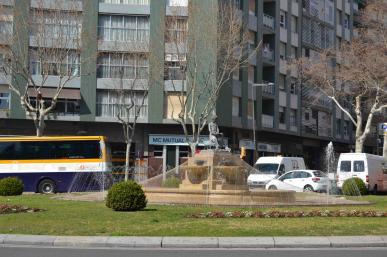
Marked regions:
[1,234,387,249]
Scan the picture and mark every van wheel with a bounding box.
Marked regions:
[38,179,56,194]
[303,185,314,192]
[268,185,277,190]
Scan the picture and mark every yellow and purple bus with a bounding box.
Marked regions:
[0,136,112,193]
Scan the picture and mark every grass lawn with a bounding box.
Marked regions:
[0,194,386,236]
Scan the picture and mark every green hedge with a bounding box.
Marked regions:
[106,181,147,211]
[0,177,24,196]
[342,177,368,196]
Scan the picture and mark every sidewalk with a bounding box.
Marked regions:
[1,235,387,248]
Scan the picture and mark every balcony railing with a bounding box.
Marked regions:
[262,48,274,62]
[262,114,274,128]
[263,13,275,30]
[96,103,148,118]
[262,80,275,95]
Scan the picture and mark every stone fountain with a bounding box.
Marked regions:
[142,113,296,206]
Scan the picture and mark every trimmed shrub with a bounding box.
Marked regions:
[0,177,24,196]
[162,176,181,188]
[106,181,147,211]
[342,177,368,196]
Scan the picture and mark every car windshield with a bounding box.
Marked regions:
[253,163,279,174]
[313,170,327,177]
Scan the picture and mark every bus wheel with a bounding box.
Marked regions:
[38,179,56,194]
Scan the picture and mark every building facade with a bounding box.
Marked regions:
[0,0,361,171]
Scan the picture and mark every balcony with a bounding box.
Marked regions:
[262,114,274,128]
[262,48,274,62]
[263,13,275,31]
[262,80,275,95]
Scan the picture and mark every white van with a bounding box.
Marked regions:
[247,156,306,188]
[337,153,387,193]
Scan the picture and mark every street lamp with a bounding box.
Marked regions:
[251,82,274,160]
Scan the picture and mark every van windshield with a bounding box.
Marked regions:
[253,164,279,174]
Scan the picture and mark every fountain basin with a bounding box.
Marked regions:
[144,188,296,206]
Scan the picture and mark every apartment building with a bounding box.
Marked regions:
[0,0,359,170]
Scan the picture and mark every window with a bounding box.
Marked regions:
[31,10,81,39]
[153,146,163,157]
[0,141,100,160]
[249,0,256,15]
[280,172,294,180]
[248,65,256,83]
[30,50,80,77]
[232,97,241,117]
[0,92,10,110]
[336,119,341,135]
[344,15,350,29]
[290,46,297,59]
[336,10,342,25]
[29,97,80,116]
[165,17,188,43]
[98,15,149,42]
[280,10,287,28]
[167,0,188,6]
[340,161,351,172]
[353,161,365,172]
[97,53,148,79]
[290,109,297,126]
[290,81,297,94]
[279,74,286,91]
[279,106,285,124]
[291,16,298,33]
[343,120,349,136]
[279,43,286,60]
[99,0,150,5]
[304,112,309,120]
[96,90,148,118]
[165,54,186,80]
[164,93,185,119]
[301,171,312,178]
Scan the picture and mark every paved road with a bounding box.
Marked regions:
[1,246,387,257]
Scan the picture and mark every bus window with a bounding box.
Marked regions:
[54,141,100,159]
[0,142,15,160]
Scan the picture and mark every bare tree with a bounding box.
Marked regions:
[0,0,83,136]
[289,0,386,153]
[164,1,259,155]
[98,50,149,181]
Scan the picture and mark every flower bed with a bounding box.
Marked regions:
[0,204,44,215]
[188,210,387,218]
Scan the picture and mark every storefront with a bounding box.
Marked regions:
[239,139,281,166]
[148,134,210,175]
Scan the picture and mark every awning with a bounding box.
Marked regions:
[27,87,81,100]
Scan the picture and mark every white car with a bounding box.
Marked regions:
[265,170,329,192]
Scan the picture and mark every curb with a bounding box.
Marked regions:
[1,235,387,249]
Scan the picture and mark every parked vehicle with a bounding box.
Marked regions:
[247,156,305,188]
[337,153,387,193]
[265,170,329,192]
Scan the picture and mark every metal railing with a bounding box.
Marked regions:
[262,81,275,95]
[263,13,275,30]
[262,114,274,128]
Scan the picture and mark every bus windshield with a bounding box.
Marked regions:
[253,163,279,174]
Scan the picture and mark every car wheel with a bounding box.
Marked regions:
[268,185,277,190]
[303,185,314,192]
[38,179,56,194]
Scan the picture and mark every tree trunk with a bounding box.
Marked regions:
[383,133,387,159]
[355,138,364,153]
[35,116,45,137]
[189,143,197,157]
[124,142,131,181]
